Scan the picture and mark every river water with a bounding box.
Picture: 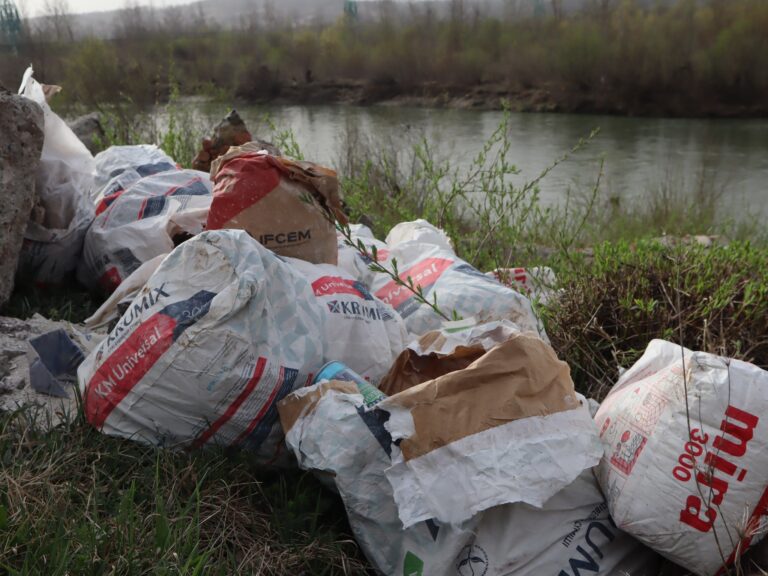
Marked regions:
[188,103,768,220]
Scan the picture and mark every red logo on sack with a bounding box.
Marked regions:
[99,267,123,292]
[311,276,365,298]
[95,190,125,215]
[609,428,647,476]
[375,258,453,309]
[677,405,760,535]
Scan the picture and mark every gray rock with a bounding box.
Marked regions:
[68,112,105,154]
[0,90,44,309]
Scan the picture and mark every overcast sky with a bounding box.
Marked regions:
[20,0,194,17]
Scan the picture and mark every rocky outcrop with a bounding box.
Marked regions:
[0,90,44,308]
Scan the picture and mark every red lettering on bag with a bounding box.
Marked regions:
[714,405,758,458]
[85,315,176,428]
[676,405,759,534]
[680,495,717,532]
[375,258,453,309]
[311,276,364,298]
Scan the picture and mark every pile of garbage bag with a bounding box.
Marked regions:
[278,324,660,575]
[13,66,768,576]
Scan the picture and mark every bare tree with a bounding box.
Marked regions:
[550,0,563,19]
[42,0,74,41]
[450,0,466,22]
[115,1,154,40]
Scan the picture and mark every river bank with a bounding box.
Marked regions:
[238,78,768,119]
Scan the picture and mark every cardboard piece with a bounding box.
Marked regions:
[208,146,346,265]
[28,328,86,397]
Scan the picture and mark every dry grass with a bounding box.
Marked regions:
[0,409,370,575]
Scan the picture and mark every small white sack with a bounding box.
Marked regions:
[78,169,212,293]
[18,67,95,284]
[595,339,768,576]
[92,144,177,203]
[285,258,407,383]
[78,230,325,462]
[386,219,453,252]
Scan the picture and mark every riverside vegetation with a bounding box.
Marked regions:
[0,101,766,575]
[3,0,768,116]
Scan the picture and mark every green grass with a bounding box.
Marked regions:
[0,280,98,324]
[0,410,369,575]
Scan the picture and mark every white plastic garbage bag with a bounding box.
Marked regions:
[486,266,558,304]
[372,237,546,340]
[279,332,655,575]
[285,258,407,384]
[336,224,391,288]
[18,67,95,284]
[78,229,325,462]
[84,254,167,331]
[92,144,177,203]
[78,169,213,293]
[385,219,453,252]
[594,340,768,576]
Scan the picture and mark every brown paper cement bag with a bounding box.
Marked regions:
[208,144,345,264]
[378,319,520,396]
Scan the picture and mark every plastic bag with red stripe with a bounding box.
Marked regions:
[77,229,325,463]
[92,145,177,203]
[285,258,407,383]
[594,340,768,576]
[78,169,213,294]
[336,224,392,288]
[371,238,547,341]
